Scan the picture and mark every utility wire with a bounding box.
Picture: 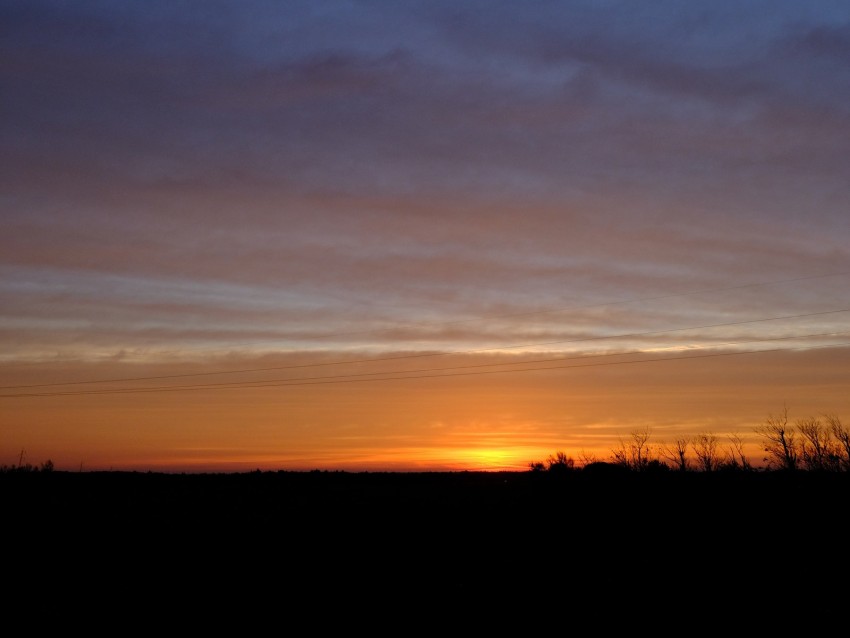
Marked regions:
[4,332,848,398]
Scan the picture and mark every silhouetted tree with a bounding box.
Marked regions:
[528,451,577,473]
[660,437,690,472]
[692,432,721,472]
[726,433,752,471]
[611,427,653,471]
[825,414,850,471]
[754,406,798,471]
[577,450,598,468]
[796,416,837,472]
[546,451,576,474]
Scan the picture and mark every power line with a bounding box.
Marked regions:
[197,340,850,391]
[4,333,848,398]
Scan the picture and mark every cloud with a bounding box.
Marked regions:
[2,1,849,378]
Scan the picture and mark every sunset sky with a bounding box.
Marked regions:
[2,0,849,472]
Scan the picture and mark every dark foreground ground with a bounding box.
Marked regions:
[5,468,848,624]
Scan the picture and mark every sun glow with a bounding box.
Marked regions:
[452,447,531,471]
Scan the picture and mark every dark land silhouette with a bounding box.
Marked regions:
[5,465,848,630]
[6,469,848,564]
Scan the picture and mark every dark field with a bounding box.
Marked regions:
[6,468,848,621]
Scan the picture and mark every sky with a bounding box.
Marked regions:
[2,0,849,472]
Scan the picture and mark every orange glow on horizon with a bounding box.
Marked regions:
[2,347,848,473]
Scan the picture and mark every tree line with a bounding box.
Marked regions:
[530,407,850,473]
